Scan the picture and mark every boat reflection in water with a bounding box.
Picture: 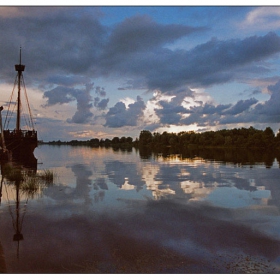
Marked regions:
[0,161,51,261]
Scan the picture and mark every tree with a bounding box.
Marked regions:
[112,137,120,144]
[275,129,280,145]
[139,130,153,146]
[263,127,275,148]
[213,133,224,146]
[120,136,127,143]
[224,136,233,146]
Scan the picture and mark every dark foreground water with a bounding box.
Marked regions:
[1,145,280,273]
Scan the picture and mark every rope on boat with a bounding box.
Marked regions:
[3,76,17,130]
[3,70,36,131]
[22,76,35,130]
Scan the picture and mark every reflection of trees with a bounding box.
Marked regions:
[112,146,132,153]
[186,148,276,168]
[138,146,279,168]
[0,241,6,273]
[137,146,153,159]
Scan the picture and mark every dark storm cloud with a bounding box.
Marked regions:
[94,30,280,94]
[102,15,207,56]
[143,32,280,91]
[105,96,146,127]
[0,9,208,88]
[94,15,209,90]
[1,8,280,92]
[0,7,105,82]
[101,31,280,92]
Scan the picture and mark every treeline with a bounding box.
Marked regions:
[45,136,133,148]
[138,126,280,149]
[44,126,280,150]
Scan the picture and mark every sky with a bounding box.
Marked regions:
[1,4,280,141]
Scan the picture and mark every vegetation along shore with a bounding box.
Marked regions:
[42,126,280,151]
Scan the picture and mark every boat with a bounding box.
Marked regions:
[1,48,38,163]
[0,106,11,161]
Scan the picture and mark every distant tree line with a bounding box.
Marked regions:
[137,126,280,149]
[44,126,280,150]
[45,136,133,148]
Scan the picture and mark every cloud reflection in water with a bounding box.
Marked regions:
[2,145,278,273]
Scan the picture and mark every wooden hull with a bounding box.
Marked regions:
[3,130,37,162]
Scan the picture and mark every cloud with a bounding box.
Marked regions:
[178,80,280,127]
[185,32,280,85]
[154,95,189,125]
[253,80,280,121]
[43,86,76,106]
[95,86,107,97]
[2,8,280,94]
[109,32,280,92]
[94,97,109,110]
[155,101,186,125]
[223,98,258,115]
[43,84,94,124]
[146,85,272,129]
[95,14,208,87]
[0,6,78,19]
[200,103,231,115]
[105,96,146,127]
[103,15,207,55]
[241,7,280,30]
[2,7,280,137]
[0,7,105,82]
[118,79,147,91]
[67,83,94,124]
[43,80,111,124]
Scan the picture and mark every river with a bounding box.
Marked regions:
[1,144,280,273]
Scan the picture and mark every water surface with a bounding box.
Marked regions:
[1,145,280,273]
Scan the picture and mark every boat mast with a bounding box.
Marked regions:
[0,106,6,150]
[15,48,25,133]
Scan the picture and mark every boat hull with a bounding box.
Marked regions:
[3,130,37,161]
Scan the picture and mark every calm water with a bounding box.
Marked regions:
[1,144,280,273]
